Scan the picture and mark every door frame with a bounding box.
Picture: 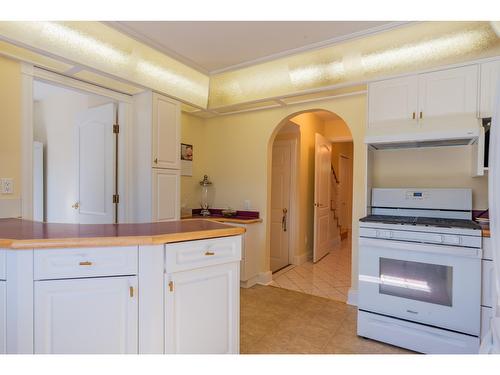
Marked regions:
[21,63,133,222]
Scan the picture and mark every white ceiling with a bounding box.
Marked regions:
[106,21,406,74]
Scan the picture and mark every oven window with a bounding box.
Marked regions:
[379,258,453,306]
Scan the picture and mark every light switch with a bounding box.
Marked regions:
[0,178,13,194]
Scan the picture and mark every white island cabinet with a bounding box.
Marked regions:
[1,233,242,354]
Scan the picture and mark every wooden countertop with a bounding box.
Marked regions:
[181,215,263,224]
[479,222,490,238]
[0,218,245,250]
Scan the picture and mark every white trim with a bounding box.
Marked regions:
[20,63,33,220]
[240,271,273,288]
[329,136,353,143]
[32,67,133,104]
[288,137,299,268]
[0,199,21,218]
[347,288,358,306]
[293,252,310,266]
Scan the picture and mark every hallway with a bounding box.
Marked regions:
[270,237,352,302]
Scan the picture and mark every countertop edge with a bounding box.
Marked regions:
[182,216,263,224]
[0,227,245,250]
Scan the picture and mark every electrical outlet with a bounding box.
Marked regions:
[244,200,251,210]
[0,178,13,194]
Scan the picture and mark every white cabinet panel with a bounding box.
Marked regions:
[483,237,493,260]
[482,259,495,308]
[34,276,138,354]
[165,262,239,354]
[481,306,494,342]
[479,60,500,118]
[152,93,180,170]
[0,281,5,354]
[418,65,478,118]
[152,169,180,222]
[368,75,418,127]
[0,250,5,280]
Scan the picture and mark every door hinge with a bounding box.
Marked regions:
[113,194,120,204]
[113,124,119,134]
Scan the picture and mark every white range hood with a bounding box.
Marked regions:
[365,115,481,150]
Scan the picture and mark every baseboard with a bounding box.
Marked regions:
[0,198,21,218]
[347,288,358,306]
[240,271,273,288]
[293,252,310,265]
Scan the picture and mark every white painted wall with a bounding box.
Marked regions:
[33,81,114,223]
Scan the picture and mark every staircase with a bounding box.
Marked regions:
[330,165,349,241]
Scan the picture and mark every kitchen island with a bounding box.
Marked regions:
[0,218,244,354]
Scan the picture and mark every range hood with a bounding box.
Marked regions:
[365,115,481,150]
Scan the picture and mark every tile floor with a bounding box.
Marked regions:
[240,284,413,354]
[270,236,352,302]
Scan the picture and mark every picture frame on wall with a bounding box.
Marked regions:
[181,143,193,176]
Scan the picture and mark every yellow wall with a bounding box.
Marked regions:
[196,95,368,289]
[180,113,207,215]
[0,55,21,202]
[371,147,489,210]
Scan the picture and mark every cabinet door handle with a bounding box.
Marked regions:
[205,251,215,256]
[154,157,158,164]
[79,261,93,266]
[412,112,416,120]
[168,281,174,292]
[129,286,134,298]
[419,111,423,119]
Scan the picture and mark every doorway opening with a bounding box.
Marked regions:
[268,110,354,303]
[32,80,123,224]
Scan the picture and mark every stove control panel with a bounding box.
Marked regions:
[405,190,430,201]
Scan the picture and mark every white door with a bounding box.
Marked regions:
[152,93,181,169]
[152,168,180,221]
[314,134,332,263]
[270,140,291,272]
[34,276,138,354]
[75,103,116,224]
[0,281,5,354]
[165,262,239,354]
[368,75,418,128]
[418,65,478,119]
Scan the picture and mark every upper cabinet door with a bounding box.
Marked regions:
[368,75,418,128]
[418,65,478,118]
[34,276,138,354]
[152,169,180,222]
[479,60,500,118]
[152,93,180,169]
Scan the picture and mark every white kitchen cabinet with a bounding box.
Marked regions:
[482,259,495,308]
[165,262,239,354]
[34,276,138,354]
[479,59,500,118]
[164,236,241,354]
[152,93,181,170]
[418,65,478,119]
[0,281,5,354]
[152,168,180,221]
[368,75,419,128]
[229,222,261,287]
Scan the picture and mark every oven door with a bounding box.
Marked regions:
[358,237,481,336]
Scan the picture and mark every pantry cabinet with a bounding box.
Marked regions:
[152,168,181,221]
[34,276,138,354]
[152,93,181,170]
[479,59,500,118]
[368,64,479,129]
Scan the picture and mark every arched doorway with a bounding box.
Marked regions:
[267,109,354,303]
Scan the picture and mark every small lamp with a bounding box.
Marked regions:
[199,175,213,216]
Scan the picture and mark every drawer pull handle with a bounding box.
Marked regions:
[168,281,174,292]
[79,261,93,266]
[205,251,215,256]
[129,286,134,298]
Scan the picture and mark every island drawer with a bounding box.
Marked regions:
[165,236,242,273]
[34,246,138,280]
[0,250,5,280]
